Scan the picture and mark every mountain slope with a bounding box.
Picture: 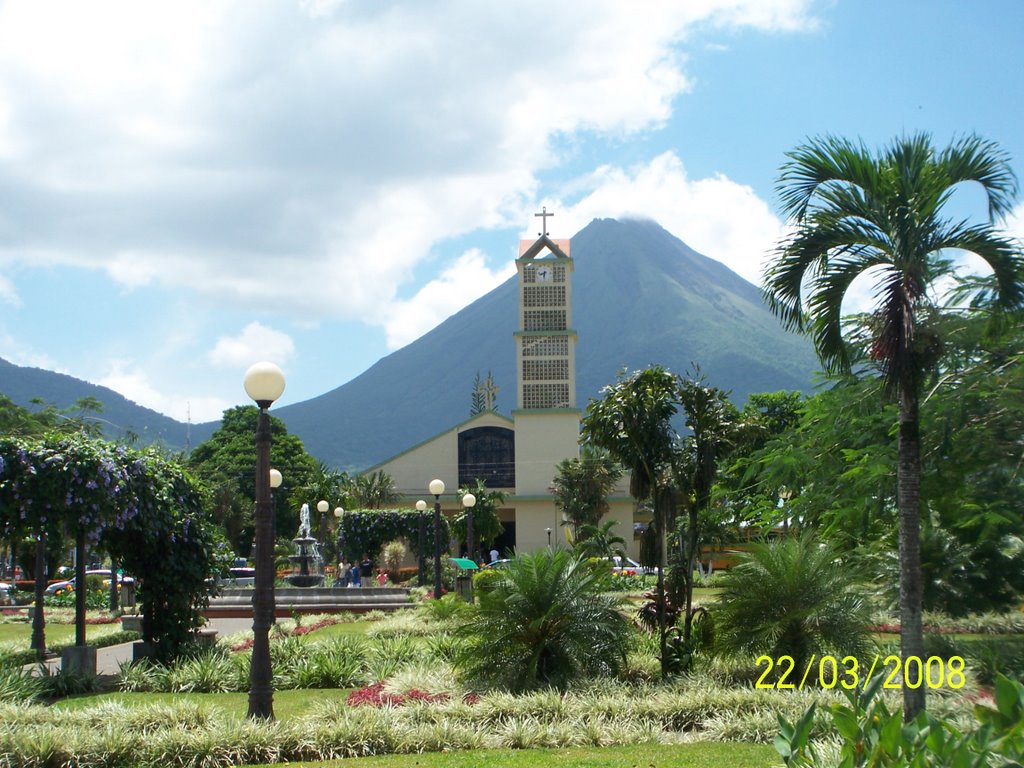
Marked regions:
[0,357,212,447]
[0,219,821,469]
[277,218,819,470]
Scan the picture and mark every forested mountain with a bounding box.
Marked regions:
[1,218,820,469]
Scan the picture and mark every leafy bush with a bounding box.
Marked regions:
[714,534,873,671]
[471,567,503,596]
[776,674,1024,766]
[456,548,632,691]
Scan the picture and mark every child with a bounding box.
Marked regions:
[349,562,362,587]
[376,569,388,587]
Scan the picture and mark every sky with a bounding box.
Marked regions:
[1,0,1022,424]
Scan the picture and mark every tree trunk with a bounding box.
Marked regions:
[75,529,87,647]
[683,506,698,643]
[30,533,46,660]
[897,383,925,720]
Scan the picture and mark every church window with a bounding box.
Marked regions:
[522,383,571,409]
[458,427,515,488]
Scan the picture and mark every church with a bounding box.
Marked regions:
[365,211,637,558]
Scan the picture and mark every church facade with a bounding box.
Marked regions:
[365,217,637,558]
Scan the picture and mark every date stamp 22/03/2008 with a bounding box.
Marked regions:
[755,654,966,691]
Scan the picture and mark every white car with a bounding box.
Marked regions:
[608,556,653,575]
[44,570,134,596]
[0,581,12,605]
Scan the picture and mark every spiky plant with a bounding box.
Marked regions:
[456,548,631,691]
[714,534,873,672]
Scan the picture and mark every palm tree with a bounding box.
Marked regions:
[674,375,738,644]
[714,533,873,671]
[764,133,1023,718]
[574,519,627,560]
[582,366,680,677]
[551,448,622,539]
[456,548,631,690]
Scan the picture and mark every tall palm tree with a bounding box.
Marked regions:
[764,133,1023,718]
[582,366,680,677]
[674,375,738,644]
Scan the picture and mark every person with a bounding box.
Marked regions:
[360,553,373,583]
[489,547,499,563]
[349,561,362,587]
[376,568,388,587]
[335,560,349,588]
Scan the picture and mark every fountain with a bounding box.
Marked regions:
[287,503,324,587]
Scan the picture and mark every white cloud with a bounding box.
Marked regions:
[0,274,19,306]
[0,0,818,328]
[207,322,296,368]
[552,152,785,286]
[97,361,229,423]
[383,249,516,349]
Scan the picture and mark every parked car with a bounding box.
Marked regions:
[44,570,134,596]
[607,555,652,575]
[0,581,11,605]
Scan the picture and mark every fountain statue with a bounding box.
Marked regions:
[287,503,324,587]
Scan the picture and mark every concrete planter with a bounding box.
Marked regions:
[121,615,143,633]
[61,646,97,676]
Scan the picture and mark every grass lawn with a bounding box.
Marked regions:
[306,620,374,639]
[0,620,124,646]
[237,743,779,768]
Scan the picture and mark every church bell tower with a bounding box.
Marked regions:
[512,208,580,498]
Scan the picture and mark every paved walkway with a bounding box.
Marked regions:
[24,617,256,676]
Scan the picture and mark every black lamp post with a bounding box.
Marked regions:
[415,499,427,587]
[546,527,552,546]
[428,479,445,599]
[243,361,286,721]
[463,492,476,561]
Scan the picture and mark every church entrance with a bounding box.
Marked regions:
[491,521,516,560]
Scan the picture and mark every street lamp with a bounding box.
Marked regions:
[428,479,445,599]
[243,361,285,721]
[332,506,344,577]
[546,527,552,546]
[462,492,477,561]
[415,500,427,587]
[316,499,329,544]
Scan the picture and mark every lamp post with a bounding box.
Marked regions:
[243,361,286,721]
[316,499,329,549]
[546,527,552,546]
[462,492,477,561]
[428,479,445,599]
[415,500,427,587]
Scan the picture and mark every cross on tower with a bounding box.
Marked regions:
[534,206,553,236]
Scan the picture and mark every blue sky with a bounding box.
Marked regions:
[1,0,1021,424]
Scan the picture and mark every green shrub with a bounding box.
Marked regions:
[456,548,632,691]
[472,567,503,596]
[714,534,873,672]
[776,674,1024,766]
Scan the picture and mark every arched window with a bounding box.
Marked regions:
[458,427,515,489]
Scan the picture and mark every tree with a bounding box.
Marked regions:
[453,479,505,556]
[673,374,739,644]
[188,405,318,552]
[764,133,1024,718]
[550,448,622,538]
[345,470,400,510]
[573,519,627,560]
[581,366,680,677]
